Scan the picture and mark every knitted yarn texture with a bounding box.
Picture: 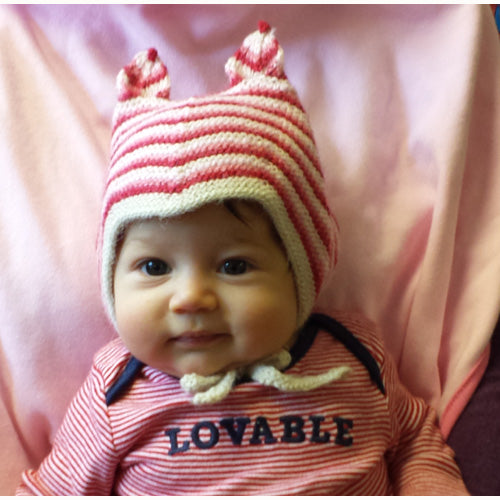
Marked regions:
[180,349,351,405]
[99,21,338,329]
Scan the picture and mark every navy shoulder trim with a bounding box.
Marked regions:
[105,356,145,406]
[307,313,386,395]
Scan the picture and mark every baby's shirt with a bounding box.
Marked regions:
[17,312,468,495]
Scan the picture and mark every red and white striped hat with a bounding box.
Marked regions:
[99,21,338,327]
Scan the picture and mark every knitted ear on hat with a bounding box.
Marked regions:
[99,22,338,329]
[225,21,285,84]
[117,48,171,101]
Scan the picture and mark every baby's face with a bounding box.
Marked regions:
[113,202,298,378]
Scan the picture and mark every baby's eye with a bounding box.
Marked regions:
[220,259,249,275]
[140,259,170,276]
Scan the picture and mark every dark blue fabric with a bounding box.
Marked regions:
[105,356,145,406]
[306,313,386,395]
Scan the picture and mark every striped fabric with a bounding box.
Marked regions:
[17,312,468,495]
[99,22,338,328]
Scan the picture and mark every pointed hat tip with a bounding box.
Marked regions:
[258,20,271,33]
[117,48,170,101]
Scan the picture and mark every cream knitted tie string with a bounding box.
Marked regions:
[180,350,351,405]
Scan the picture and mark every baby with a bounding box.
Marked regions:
[17,22,468,495]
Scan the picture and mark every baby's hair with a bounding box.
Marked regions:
[222,199,287,256]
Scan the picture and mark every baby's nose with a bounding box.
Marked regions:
[169,273,218,313]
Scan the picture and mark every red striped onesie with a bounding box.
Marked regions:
[17,312,468,495]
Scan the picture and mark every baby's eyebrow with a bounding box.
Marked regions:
[122,234,167,252]
[124,233,153,244]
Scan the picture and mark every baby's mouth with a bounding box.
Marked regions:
[170,331,229,348]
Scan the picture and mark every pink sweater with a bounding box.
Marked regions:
[17,312,468,495]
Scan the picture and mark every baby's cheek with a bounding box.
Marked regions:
[115,297,148,341]
[239,299,295,348]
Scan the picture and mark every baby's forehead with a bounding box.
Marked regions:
[122,201,277,241]
[131,201,271,228]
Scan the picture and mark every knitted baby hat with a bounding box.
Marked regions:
[99,21,338,328]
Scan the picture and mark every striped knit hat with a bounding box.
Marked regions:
[99,21,338,328]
